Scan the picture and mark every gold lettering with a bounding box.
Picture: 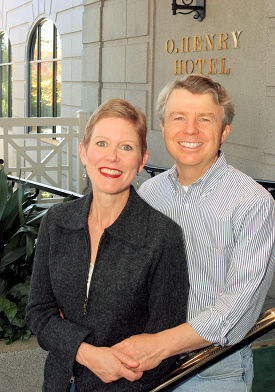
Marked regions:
[204,34,215,51]
[193,36,202,52]
[231,31,242,49]
[174,60,183,75]
[220,58,230,74]
[186,36,190,52]
[180,38,184,53]
[195,58,205,73]
[208,58,217,74]
[165,39,175,54]
[218,33,229,50]
[180,37,190,53]
[184,60,194,74]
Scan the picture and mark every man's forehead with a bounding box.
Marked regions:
[168,88,215,102]
[164,89,220,112]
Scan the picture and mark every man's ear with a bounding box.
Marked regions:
[221,124,230,144]
[79,143,87,166]
[160,121,165,137]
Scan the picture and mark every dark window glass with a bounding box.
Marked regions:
[0,33,12,117]
[28,19,62,133]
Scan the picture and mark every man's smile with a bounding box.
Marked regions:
[179,142,203,148]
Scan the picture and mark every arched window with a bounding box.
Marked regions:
[0,32,12,117]
[28,19,61,132]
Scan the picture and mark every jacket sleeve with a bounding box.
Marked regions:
[26,212,91,375]
[140,222,189,386]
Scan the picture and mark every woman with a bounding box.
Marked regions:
[26,99,189,392]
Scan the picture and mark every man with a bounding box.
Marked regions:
[114,75,275,391]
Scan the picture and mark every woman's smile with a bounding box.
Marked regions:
[99,167,123,178]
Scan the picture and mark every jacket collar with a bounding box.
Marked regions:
[106,186,149,248]
[54,186,149,248]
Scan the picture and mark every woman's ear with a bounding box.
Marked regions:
[138,150,149,173]
[79,143,87,166]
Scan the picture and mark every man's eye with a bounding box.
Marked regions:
[121,145,132,151]
[175,117,184,121]
[200,117,210,122]
[96,141,107,147]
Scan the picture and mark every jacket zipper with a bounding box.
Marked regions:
[67,375,75,391]
[83,229,90,315]
[83,230,105,316]
[83,296,88,315]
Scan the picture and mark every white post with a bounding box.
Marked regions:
[76,110,88,194]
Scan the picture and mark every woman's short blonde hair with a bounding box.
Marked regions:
[81,99,147,157]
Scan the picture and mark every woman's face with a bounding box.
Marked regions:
[79,117,148,197]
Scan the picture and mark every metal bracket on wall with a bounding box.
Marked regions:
[171,0,206,22]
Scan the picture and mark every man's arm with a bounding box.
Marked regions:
[116,197,275,371]
[114,322,210,371]
[188,197,275,346]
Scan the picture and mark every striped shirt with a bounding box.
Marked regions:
[139,152,275,345]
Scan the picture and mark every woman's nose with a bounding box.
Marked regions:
[107,146,119,161]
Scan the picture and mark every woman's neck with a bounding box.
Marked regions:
[89,188,130,231]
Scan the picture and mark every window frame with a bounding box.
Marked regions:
[0,32,12,118]
[28,20,61,133]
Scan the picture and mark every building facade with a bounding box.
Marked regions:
[0,0,275,180]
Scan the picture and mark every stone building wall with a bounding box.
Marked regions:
[0,0,84,118]
[0,0,274,180]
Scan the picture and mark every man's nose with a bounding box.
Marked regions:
[183,118,199,134]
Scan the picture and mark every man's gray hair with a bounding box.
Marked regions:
[156,74,235,129]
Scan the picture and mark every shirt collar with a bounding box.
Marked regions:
[200,151,228,194]
[167,165,181,192]
[167,151,228,195]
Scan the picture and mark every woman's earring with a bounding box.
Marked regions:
[82,166,87,179]
[136,172,140,189]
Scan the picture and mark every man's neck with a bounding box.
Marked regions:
[176,157,219,186]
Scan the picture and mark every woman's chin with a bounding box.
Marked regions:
[92,183,131,197]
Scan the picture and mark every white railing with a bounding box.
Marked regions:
[0,111,88,195]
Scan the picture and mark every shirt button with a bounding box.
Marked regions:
[185,203,189,208]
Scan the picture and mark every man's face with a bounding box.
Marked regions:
[161,89,230,184]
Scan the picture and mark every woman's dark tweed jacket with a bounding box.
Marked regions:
[26,186,189,392]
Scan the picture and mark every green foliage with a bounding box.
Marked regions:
[0,169,47,344]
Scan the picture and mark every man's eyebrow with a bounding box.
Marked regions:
[198,112,216,118]
[167,111,186,119]
[167,111,216,118]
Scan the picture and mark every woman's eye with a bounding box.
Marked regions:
[121,145,132,151]
[96,141,107,147]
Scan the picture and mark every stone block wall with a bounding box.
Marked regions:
[82,0,151,122]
